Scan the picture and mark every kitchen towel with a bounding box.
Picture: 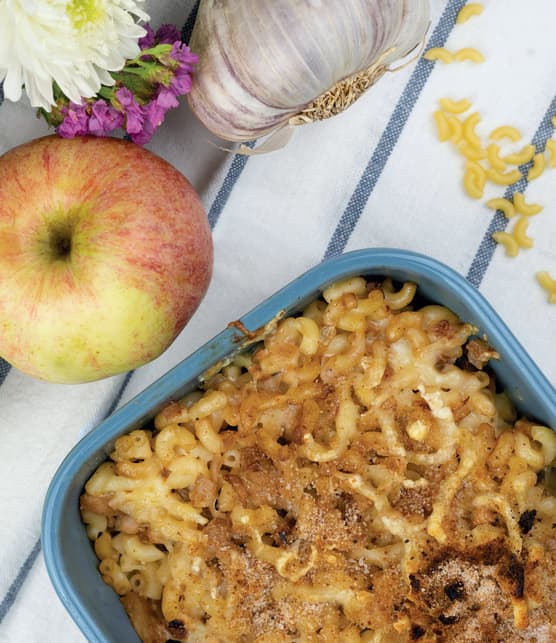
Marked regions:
[0,1,555,641]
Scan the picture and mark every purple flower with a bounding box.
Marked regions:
[156,87,179,109]
[57,102,89,138]
[155,24,181,45]
[138,24,155,49]
[115,87,144,135]
[170,67,193,96]
[88,99,124,136]
[169,42,198,71]
[145,97,169,127]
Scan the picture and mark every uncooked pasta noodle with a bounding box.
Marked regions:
[545,139,556,167]
[527,153,546,181]
[433,109,451,142]
[490,125,522,142]
[453,48,485,63]
[513,193,543,216]
[492,231,519,257]
[504,144,536,166]
[439,97,472,114]
[487,143,506,172]
[463,112,482,148]
[456,3,484,24]
[463,161,486,199]
[512,216,534,249]
[423,47,453,63]
[446,114,463,144]
[536,271,556,303]
[486,166,522,186]
[486,197,515,219]
[458,140,486,161]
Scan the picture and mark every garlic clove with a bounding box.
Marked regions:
[188,0,430,143]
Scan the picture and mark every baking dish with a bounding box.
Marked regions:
[41,248,556,643]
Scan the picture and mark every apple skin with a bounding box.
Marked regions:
[0,135,213,383]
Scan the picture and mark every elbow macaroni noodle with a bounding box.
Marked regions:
[456,3,484,24]
[428,13,556,301]
[81,279,556,641]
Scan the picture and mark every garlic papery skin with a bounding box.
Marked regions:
[188,0,430,143]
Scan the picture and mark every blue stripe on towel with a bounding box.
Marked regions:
[208,142,255,228]
[0,539,41,624]
[0,359,10,387]
[181,0,200,43]
[324,0,467,259]
[467,94,556,288]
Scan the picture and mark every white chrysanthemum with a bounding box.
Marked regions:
[0,0,149,109]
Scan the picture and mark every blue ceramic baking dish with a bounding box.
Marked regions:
[42,248,556,643]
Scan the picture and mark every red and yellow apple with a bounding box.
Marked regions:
[0,135,213,383]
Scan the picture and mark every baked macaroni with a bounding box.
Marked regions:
[81,278,556,642]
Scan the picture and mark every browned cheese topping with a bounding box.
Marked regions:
[80,278,556,642]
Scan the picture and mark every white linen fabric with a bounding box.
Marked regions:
[0,1,555,641]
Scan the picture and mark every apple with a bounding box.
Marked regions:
[0,135,213,384]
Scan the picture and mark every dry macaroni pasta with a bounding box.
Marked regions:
[490,125,523,143]
[439,98,472,115]
[513,193,543,216]
[81,280,556,642]
[545,139,556,168]
[536,272,556,304]
[423,47,454,63]
[453,48,485,63]
[486,197,515,219]
[527,153,546,181]
[492,231,519,257]
[456,3,484,24]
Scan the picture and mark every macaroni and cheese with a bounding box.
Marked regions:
[81,278,556,642]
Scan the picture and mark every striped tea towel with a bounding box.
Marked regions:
[0,1,555,641]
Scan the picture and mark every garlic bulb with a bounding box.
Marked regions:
[188,0,430,144]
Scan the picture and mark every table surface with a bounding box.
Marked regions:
[1,1,555,641]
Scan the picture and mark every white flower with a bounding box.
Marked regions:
[0,0,150,110]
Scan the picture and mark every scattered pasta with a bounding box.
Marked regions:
[80,279,556,641]
[486,197,515,219]
[545,139,556,168]
[512,216,534,249]
[487,143,506,172]
[527,152,546,181]
[462,112,482,148]
[453,47,485,63]
[433,109,451,142]
[446,114,463,144]
[503,144,536,166]
[458,140,487,161]
[486,166,522,186]
[464,161,486,199]
[490,125,523,143]
[536,271,556,303]
[456,3,484,24]
[513,193,543,216]
[439,97,472,114]
[492,230,519,257]
[423,47,454,63]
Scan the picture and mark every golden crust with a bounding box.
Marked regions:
[80,279,556,642]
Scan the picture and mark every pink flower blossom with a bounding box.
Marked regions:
[155,24,181,45]
[115,87,144,134]
[57,102,89,137]
[44,21,198,145]
[88,100,124,136]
